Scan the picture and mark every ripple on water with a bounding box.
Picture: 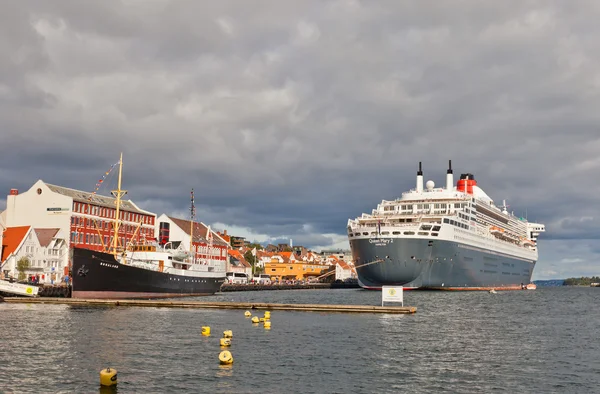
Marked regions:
[0,288,598,393]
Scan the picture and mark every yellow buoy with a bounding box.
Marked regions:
[99,367,117,387]
[244,311,252,317]
[264,321,271,329]
[201,326,211,336]
[251,316,259,324]
[220,338,231,347]
[219,350,233,365]
[264,311,271,319]
[223,330,233,339]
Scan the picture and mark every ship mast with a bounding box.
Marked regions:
[111,153,127,257]
[190,188,196,263]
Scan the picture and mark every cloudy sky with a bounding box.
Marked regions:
[1,1,599,279]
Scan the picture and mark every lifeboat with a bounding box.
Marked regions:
[489,226,505,234]
[521,238,536,247]
[525,283,536,290]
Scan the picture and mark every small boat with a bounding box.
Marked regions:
[525,283,536,290]
[489,289,497,294]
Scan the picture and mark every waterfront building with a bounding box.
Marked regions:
[226,249,252,276]
[155,215,229,267]
[3,181,156,254]
[264,257,329,282]
[255,250,273,269]
[229,235,246,249]
[1,226,69,282]
[320,249,353,262]
[335,260,355,281]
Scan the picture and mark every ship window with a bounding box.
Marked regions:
[355,233,361,236]
[392,231,401,235]
[380,231,389,235]
[418,232,429,236]
[431,233,439,236]
[443,218,449,224]
[348,234,353,237]
[404,231,415,235]
[420,225,432,231]
[370,232,376,236]
[432,226,441,231]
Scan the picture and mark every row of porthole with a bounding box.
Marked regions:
[168,277,208,283]
[350,231,440,237]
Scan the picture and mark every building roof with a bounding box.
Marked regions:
[227,249,251,268]
[45,182,152,215]
[34,228,61,247]
[1,226,30,262]
[337,260,351,270]
[167,216,229,247]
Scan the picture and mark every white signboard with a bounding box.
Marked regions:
[381,286,403,306]
[0,281,39,297]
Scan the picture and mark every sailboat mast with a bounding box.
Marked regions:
[190,188,195,263]
[111,153,127,256]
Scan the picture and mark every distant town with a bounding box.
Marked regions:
[0,180,356,285]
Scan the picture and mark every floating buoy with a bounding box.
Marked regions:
[264,321,271,329]
[259,317,265,322]
[220,338,231,347]
[223,330,233,339]
[264,311,271,319]
[251,316,259,324]
[99,367,118,387]
[219,351,233,365]
[201,326,211,336]
[244,311,251,318]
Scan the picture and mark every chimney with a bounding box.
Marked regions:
[9,189,18,195]
[224,229,227,236]
[416,162,424,193]
[446,160,454,191]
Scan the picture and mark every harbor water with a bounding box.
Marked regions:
[0,287,598,393]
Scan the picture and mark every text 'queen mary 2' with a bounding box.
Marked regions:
[347,161,545,291]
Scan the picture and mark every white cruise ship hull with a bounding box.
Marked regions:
[350,237,535,290]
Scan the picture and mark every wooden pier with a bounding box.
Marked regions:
[3,297,416,314]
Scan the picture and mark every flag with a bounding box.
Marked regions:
[251,247,257,257]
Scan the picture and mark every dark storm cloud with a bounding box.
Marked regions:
[1,0,599,277]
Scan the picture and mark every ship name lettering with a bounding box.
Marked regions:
[368,238,393,246]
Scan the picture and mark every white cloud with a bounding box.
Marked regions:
[1,1,600,278]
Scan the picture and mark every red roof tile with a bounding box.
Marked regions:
[34,228,60,247]
[337,260,350,270]
[227,249,251,268]
[167,216,228,247]
[1,226,30,262]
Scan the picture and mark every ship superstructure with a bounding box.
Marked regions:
[347,161,545,290]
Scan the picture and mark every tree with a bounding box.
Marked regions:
[16,256,30,281]
[244,250,257,267]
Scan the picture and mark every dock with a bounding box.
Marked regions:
[221,282,360,292]
[2,297,416,314]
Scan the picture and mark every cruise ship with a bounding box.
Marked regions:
[347,161,545,290]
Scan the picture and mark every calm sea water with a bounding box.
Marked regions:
[0,287,598,393]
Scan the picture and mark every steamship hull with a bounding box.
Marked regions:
[71,248,225,299]
[350,238,535,290]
